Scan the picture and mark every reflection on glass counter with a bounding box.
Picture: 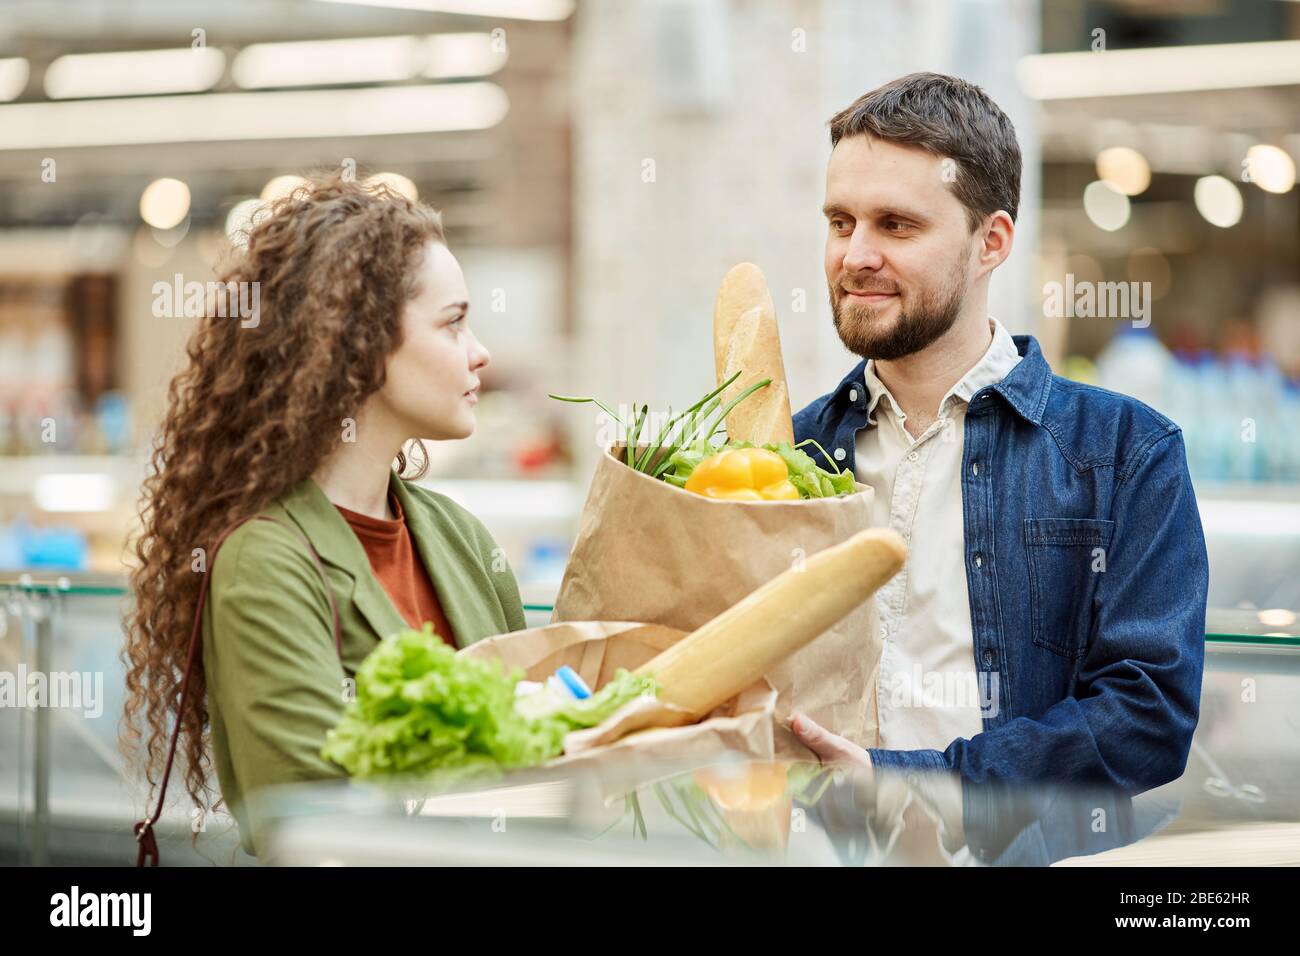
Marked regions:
[2,572,1298,865]
[246,748,1300,867]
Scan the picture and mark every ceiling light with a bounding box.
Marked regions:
[313,0,575,20]
[424,33,508,78]
[0,58,29,102]
[139,177,191,229]
[1245,144,1296,194]
[1018,40,1300,99]
[1082,180,1130,231]
[364,172,418,200]
[225,198,268,247]
[44,48,225,100]
[1194,175,1243,228]
[1096,146,1151,196]
[261,175,310,203]
[233,36,423,89]
[0,83,509,150]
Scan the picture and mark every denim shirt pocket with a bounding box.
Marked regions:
[1023,517,1116,660]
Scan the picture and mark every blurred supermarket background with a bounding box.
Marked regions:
[2,0,1300,864]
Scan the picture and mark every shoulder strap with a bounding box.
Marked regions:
[133,514,342,867]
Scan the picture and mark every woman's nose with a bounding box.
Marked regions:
[468,330,490,370]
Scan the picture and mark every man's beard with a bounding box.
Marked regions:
[830,263,968,361]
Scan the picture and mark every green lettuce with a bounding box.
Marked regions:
[765,441,858,498]
[321,624,657,783]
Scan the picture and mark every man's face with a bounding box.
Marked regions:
[823,135,978,361]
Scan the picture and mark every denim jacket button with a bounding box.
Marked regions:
[834,447,846,461]
[973,553,983,568]
[849,388,859,402]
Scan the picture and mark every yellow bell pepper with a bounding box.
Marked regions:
[684,447,800,501]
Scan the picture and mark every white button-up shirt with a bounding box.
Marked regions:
[854,316,1022,859]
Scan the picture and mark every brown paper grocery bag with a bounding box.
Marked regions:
[458,620,778,788]
[552,444,882,758]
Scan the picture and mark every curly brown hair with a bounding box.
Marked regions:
[122,169,446,827]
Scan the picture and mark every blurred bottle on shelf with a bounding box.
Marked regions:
[1091,328,1298,484]
[93,391,132,454]
[519,538,570,589]
[1194,350,1233,482]
[0,389,133,457]
[1095,327,1171,415]
[0,519,89,571]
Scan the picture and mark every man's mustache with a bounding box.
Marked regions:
[836,277,901,296]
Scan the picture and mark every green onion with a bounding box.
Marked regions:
[794,437,842,475]
[549,370,771,478]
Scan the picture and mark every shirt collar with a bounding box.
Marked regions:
[824,321,1052,429]
[952,315,1022,403]
[859,316,1022,424]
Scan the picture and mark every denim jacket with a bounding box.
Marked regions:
[793,334,1208,861]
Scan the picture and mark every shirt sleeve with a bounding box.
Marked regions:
[864,429,1208,838]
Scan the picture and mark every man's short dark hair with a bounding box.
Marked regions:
[828,72,1021,230]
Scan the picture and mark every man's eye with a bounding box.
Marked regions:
[885,220,909,233]
[830,218,850,232]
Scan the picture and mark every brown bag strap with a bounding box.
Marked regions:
[133,514,342,867]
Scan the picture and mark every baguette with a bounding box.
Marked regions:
[713,263,795,445]
[634,528,906,718]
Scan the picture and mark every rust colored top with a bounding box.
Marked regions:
[335,493,457,648]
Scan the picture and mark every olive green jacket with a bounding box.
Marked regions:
[201,473,526,857]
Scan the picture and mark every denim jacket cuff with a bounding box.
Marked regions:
[865,747,949,772]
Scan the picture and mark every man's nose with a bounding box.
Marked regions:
[842,224,885,274]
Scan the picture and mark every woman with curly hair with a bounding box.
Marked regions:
[123,171,525,860]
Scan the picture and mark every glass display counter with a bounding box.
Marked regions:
[1,575,1296,866]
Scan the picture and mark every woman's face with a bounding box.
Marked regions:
[377,241,489,442]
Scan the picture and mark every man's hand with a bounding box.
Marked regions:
[791,712,881,832]
[790,712,873,770]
